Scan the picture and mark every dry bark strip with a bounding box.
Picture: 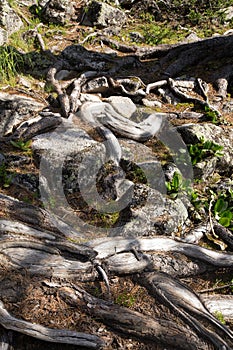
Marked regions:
[0,300,104,349]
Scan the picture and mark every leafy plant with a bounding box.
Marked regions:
[0,163,13,188]
[213,189,233,229]
[204,106,221,124]
[29,1,44,19]
[10,139,32,153]
[166,172,192,199]
[188,137,223,165]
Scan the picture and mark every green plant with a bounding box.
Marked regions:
[204,106,221,124]
[166,172,192,199]
[29,1,43,19]
[0,45,25,84]
[213,189,233,229]
[188,137,223,165]
[214,311,226,325]
[0,163,13,188]
[115,292,135,307]
[10,139,32,153]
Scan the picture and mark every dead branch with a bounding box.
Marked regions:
[59,284,208,350]
[0,300,104,349]
[139,272,233,349]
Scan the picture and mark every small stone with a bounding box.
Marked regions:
[129,31,145,43]
[17,76,32,89]
[221,6,233,21]
[79,93,102,103]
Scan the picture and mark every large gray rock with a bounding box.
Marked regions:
[61,45,107,71]
[177,123,233,176]
[114,185,189,237]
[0,92,45,136]
[83,1,126,28]
[120,139,166,194]
[0,0,23,35]
[41,0,75,24]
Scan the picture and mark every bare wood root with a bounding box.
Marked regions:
[87,236,233,267]
[0,238,95,279]
[0,194,84,241]
[139,272,233,350]
[11,114,62,141]
[0,300,104,349]
[59,284,208,350]
[0,218,215,278]
[78,101,163,141]
[97,36,137,53]
[47,62,70,117]
[213,223,233,250]
[201,295,233,322]
[167,78,221,115]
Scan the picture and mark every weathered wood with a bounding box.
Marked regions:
[78,101,163,141]
[11,114,62,141]
[201,295,233,322]
[0,194,83,241]
[87,236,233,267]
[59,284,208,350]
[213,223,233,250]
[139,272,233,350]
[0,238,96,279]
[0,300,104,349]
[47,61,70,117]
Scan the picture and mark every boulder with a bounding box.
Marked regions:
[120,138,166,194]
[177,123,233,176]
[41,0,75,25]
[0,0,23,35]
[114,185,189,237]
[83,1,126,28]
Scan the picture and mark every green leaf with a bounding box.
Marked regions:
[219,216,232,227]
[214,198,228,215]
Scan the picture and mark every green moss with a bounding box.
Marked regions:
[115,292,136,307]
[214,311,226,325]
